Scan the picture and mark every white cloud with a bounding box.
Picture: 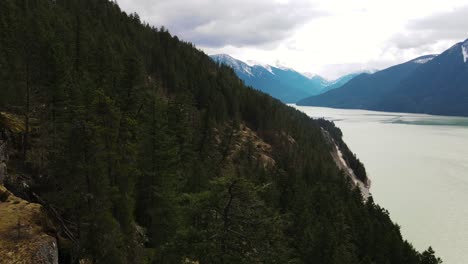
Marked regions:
[117,0,468,79]
[390,6,468,50]
[117,0,324,47]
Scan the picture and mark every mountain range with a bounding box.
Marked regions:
[298,39,468,116]
[211,54,359,103]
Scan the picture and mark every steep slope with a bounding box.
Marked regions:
[376,39,468,116]
[0,0,440,263]
[297,55,437,109]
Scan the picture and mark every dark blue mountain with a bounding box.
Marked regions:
[299,39,468,116]
[297,54,438,109]
[376,39,468,116]
[210,54,357,103]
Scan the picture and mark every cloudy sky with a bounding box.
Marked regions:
[117,0,468,79]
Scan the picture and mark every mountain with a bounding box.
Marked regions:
[376,39,468,115]
[297,54,438,109]
[320,72,364,93]
[211,54,321,102]
[299,39,468,116]
[211,54,356,103]
[0,0,440,263]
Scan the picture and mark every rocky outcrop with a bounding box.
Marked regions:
[0,112,58,263]
[0,186,58,264]
[321,128,371,199]
[216,123,277,169]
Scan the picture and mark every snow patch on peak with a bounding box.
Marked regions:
[414,58,433,64]
[413,55,436,64]
[211,54,254,77]
[212,54,237,64]
[462,43,468,63]
[261,64,275,75]
[301,72,317,79]
[242,65,253,76]
[246,60,275,75]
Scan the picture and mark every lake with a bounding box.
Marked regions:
[293,105,468,264]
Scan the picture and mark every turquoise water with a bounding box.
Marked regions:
[294,106,468,264]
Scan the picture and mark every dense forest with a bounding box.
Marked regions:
[0,0,441,263]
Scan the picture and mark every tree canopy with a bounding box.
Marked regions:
[0,0,440,263]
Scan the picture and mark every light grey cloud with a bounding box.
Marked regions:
[117,0,325,48]
[391,5,468,50]
[318,60,392,80]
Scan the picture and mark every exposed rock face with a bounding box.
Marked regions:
[0,186,58,264]
[230,124,276,169]
[321,128,371,199]
[0,114,58,263]
[215,123,277,170]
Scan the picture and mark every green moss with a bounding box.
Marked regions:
[0,186,57,264]
[0,112,25,134]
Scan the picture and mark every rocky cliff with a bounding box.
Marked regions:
[0,112,58,264]
[321,128,371,199]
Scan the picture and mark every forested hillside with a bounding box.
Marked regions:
[0,0,440,263]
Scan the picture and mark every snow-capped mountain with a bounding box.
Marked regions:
[210,54,358,103]
[211,54,254,76]
[299,38,468,116]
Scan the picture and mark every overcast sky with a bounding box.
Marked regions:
[117,0,468,79]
